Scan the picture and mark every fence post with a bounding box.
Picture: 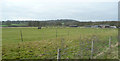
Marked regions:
[43,30,44,40]
[79,35,83,58]
[109,36,112,48]
[57,48,61,61]
[20,30,23,42]
[56,29,57,40]
[61,38,64,49]
[91,40,94,59]
[18,43,21,59]
[68,30,69,40]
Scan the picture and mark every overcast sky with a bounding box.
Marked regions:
[0,0,119,21]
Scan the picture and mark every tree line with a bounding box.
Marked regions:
[1,19,120,27]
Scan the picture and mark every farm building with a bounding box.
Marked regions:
[85,25,117,28]
[91,25,99,28]
[85,25,100,28]
[84,25,92,28]
[69,25,79,27]
[98,25,110,28]
[97,25,117,28]
[110,26,117,28]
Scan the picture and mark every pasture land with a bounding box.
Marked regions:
[2,27,118,59]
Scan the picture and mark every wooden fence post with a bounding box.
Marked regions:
[56,29,57,40]
[43,30,44,40]
[18,43,21,59]
[57,48,61,61]
[91,40,94,59]
[109,36,112,48]
[61,38,64,49]
[68,30,69,40]
[79,35,83,58]
[20,30,23,42]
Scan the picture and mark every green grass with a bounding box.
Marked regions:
[11,24,27,26]
[0,24,27,27]
[0,25,8,27]
[2,27,118,59]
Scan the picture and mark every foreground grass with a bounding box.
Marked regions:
[2,27,118,59]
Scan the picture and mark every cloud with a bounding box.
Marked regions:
[0,0,118,21]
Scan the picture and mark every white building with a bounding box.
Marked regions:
[110,26,117,28]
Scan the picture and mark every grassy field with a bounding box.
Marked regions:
[2,27,118,59]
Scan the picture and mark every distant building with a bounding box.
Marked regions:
[85,25,92,28]
[91,25,99,28]
[85,25,99,28]
[84,25,117,28]
[110,26,117,28]
[98,25,110,28]
[69,25,79,27]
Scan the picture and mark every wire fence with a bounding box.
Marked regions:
[2,29,118,59]
[3,34,117,59]
[55,35,118,59]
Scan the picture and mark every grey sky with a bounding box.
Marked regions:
[0,0,119,21]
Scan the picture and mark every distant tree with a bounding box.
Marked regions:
[6,20,11,26]
[28,21,33,26]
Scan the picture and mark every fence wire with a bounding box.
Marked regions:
[2,35,118,59]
